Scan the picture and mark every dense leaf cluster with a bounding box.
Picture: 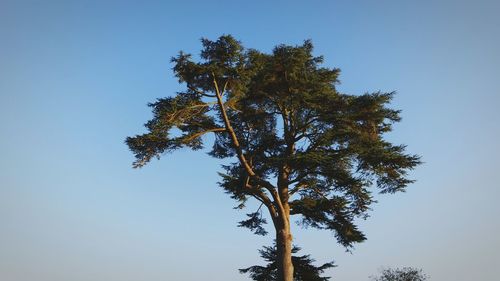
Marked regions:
[126,35,420,250]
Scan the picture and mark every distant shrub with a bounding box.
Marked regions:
[370,267,428,281]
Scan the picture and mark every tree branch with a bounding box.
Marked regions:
[289,182,308,195]
[165,102,216,123]
[222,80,229,96]
[183,127,226,142]
[213,73,255,176]
[212,72,286,220]
[247,184,279,224]
[188,85,216,98]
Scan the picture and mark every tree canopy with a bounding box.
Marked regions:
[126,35,420,280]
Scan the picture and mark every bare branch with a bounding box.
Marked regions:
[221,79,229,96]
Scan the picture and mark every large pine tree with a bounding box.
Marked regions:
[126,35,420,281]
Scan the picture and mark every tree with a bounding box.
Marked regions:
[370,267,429,281]
[126,35,420,281]
[240,243,335,281]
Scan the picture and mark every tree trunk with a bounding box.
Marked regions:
[276,223,294,281]
[276,160,294,281]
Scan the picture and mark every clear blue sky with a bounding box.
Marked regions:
[1,1,499,280]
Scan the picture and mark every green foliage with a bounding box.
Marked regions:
[238,208,268,236]
[240,243,335,281]
[126,93,218,168]
[126,34,420,250]
[370,267,429,281]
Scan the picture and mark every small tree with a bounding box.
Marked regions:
[126,35,420,281]
[240,243,335,281]
[370,267,429,281]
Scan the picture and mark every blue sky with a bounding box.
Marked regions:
[1,0,499,280]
